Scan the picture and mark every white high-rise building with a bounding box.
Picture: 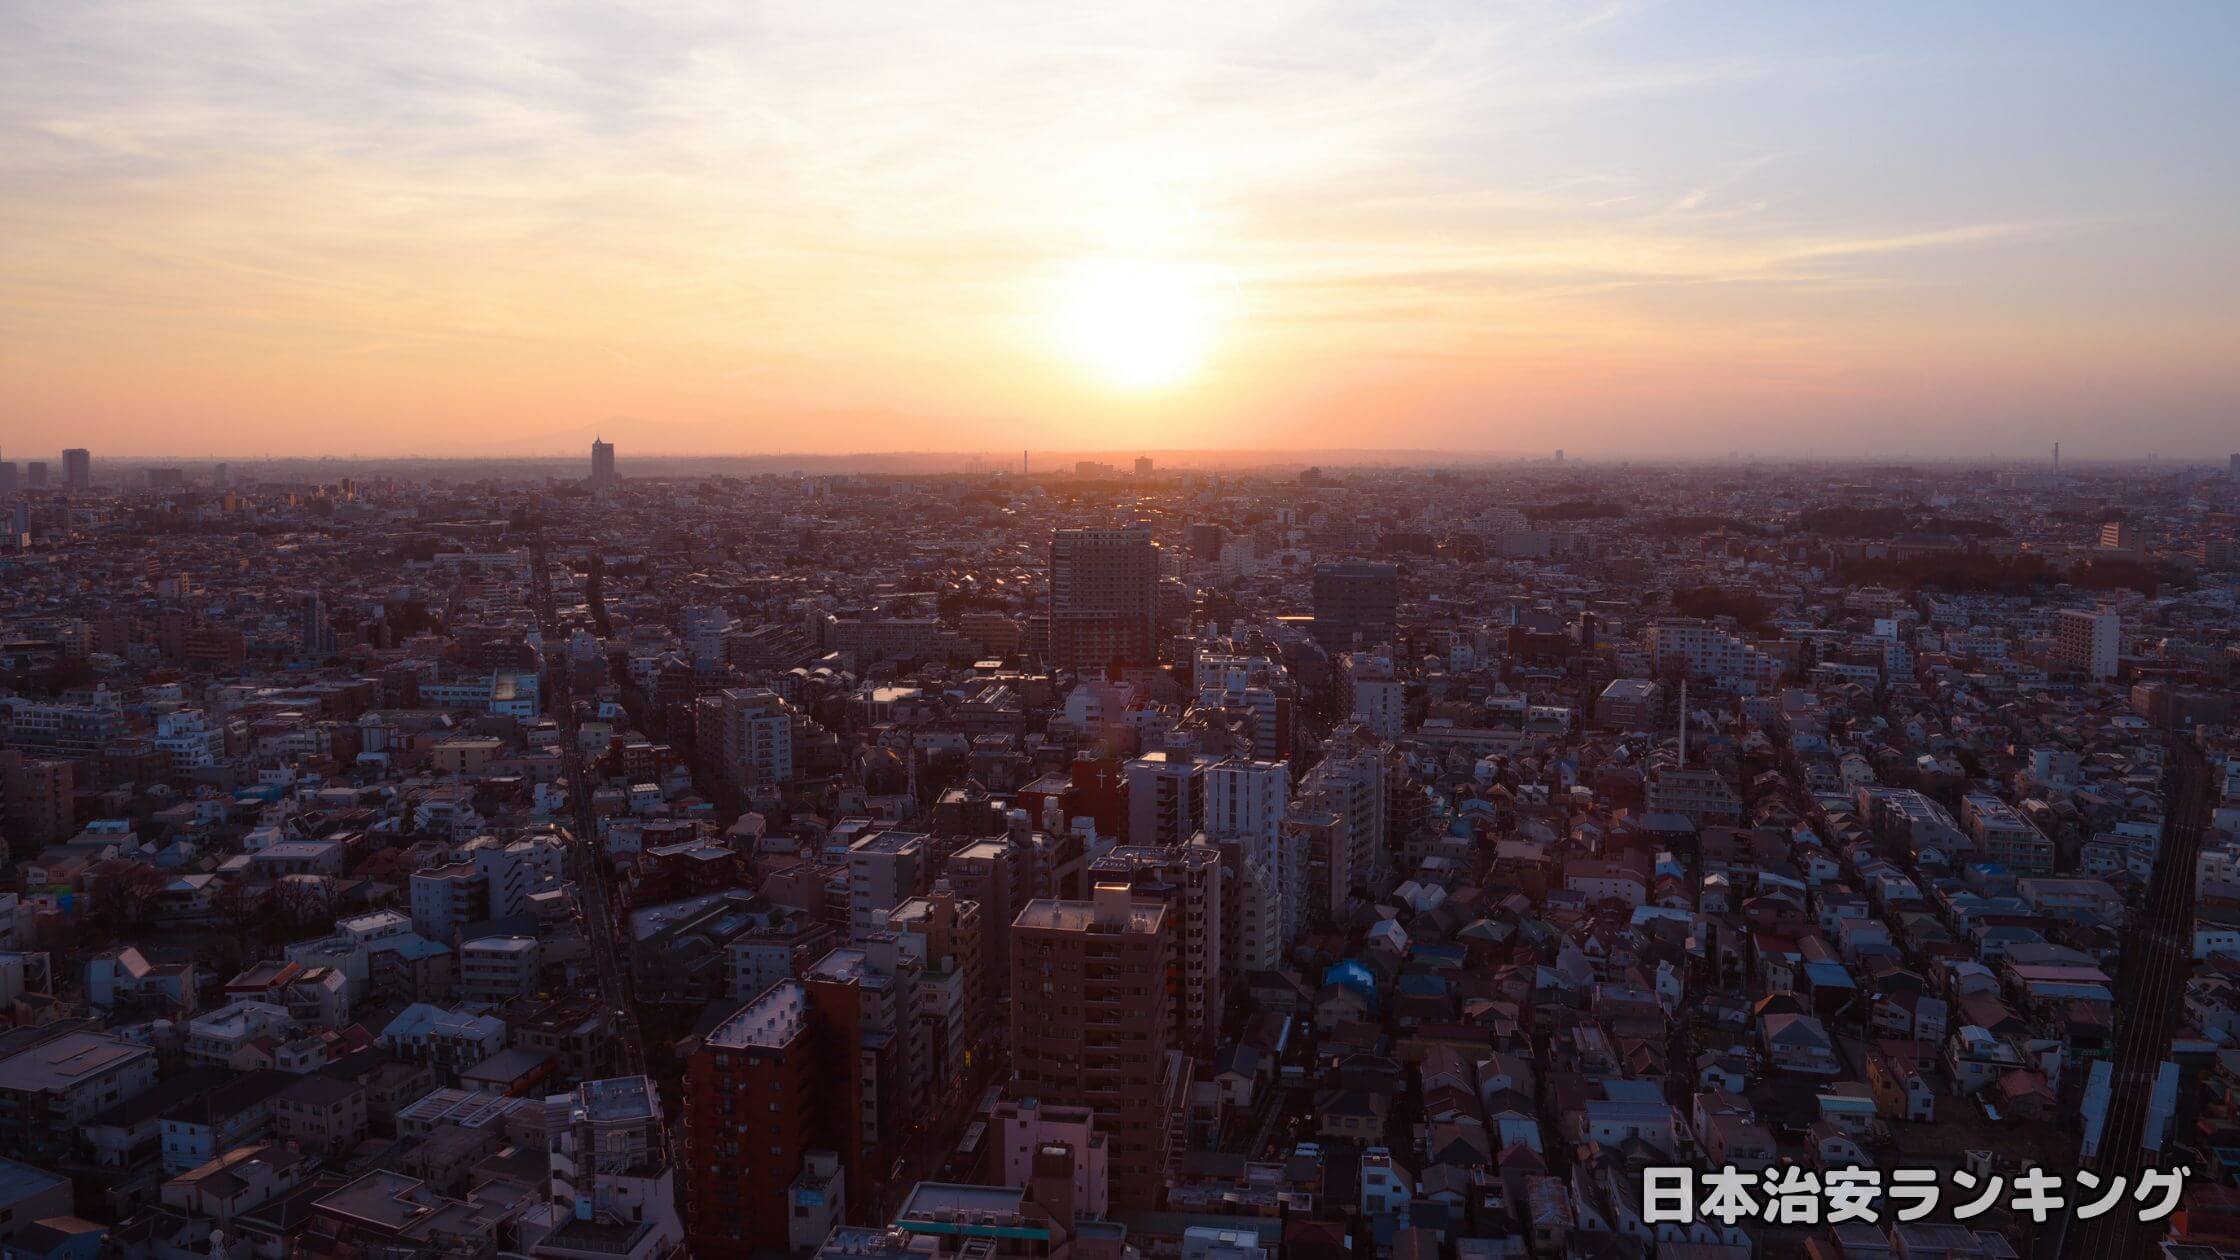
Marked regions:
[1339,651,1405,740]
[1125,750,1207,846]
[1205,758,1292,965]
[1299,722,1390,897]
[2053,607,2120,681]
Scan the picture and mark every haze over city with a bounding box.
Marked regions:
[10,6,2240,1257]
[5,2,2238,459]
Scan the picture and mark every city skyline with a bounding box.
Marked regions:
[3,3,2237,458]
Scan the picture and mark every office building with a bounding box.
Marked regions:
[1597,678,1664,730]
[1010,884,1182,1209]
[2053,607,2120,681]
[25,463,45,489]
[61,449,89,492]
[1311,561,1398,650]
[1049,525,1157,670]
[0,463,15,495]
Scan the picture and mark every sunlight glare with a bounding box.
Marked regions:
[1054,258,1230,391]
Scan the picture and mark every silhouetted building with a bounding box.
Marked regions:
[1311,561,1397,650]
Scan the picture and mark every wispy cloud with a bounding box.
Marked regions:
[0,1,2233,454]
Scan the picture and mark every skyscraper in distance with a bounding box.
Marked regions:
[1049,524,1157,670]
[590,437,617,489]
[26,462,47,489]
[61,448,89,491]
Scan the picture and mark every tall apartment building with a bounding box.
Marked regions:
[1010,884,1183,1209]
[61,448,90,492]
[547,1076,683,1255]
[684,981,820,1258]
[888,886,987,1099]
[2053,607,2120,681]
[847,830,928,942]
[0,751,74,853]
[694,688,799,788]
[1203,758,1292,968]
[1298,722,1390,898]
[1093,844,1225,1057]
[942,839,1022,1023]
[1311,561,1398,650]
[589,437,617,489]
[407,865,488,942]
[1337,651,1405,740]
[299,592,335,656]
[1126,750,1207,846]
[1285,807,1350,930]
[1190,648,1296,759]
[1049,525,1157,671]
[1647,620,1781,689]
[804,939,925,1219]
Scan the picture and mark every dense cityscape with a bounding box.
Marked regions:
[0,445,2235,1260]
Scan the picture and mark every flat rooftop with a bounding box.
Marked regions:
[705,980,808,1050]
[1013,898,1165,935]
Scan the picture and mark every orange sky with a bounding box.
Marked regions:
[3,3,2236,458]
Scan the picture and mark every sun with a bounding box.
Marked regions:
[1054,258,1230,391]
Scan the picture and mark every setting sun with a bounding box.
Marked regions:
[1054,259,1231,392]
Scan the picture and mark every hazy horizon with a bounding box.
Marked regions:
[6,2,2238,459]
